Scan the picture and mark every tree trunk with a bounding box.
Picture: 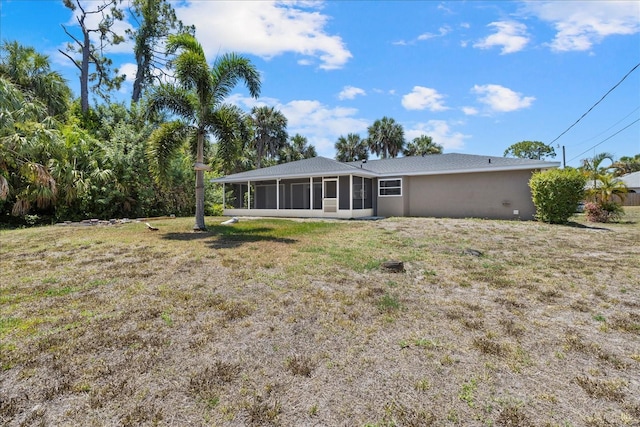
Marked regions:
[193,130,206,230]
[131,63,144,103]
[80,16,90,114]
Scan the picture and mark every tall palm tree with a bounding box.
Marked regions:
[335,133,368,162]
[250,106,288,168]
[404,135,443,156]
[367,116,405,159]
[146,33,260,230]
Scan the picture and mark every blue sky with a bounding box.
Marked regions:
[1,0,639,167]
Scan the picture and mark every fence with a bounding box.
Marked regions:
[621,192,640,206]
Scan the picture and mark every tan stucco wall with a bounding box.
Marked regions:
[376,177,407,217]
[405,170,537,219]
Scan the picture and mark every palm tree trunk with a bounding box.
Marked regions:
[194,130,206,230]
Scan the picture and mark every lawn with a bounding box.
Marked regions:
[1,208,639,426]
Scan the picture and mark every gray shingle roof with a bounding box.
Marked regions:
[349,153,559,176]
[211,156,374,183]
[212,153,560,183]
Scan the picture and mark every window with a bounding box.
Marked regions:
[379,178,402,197]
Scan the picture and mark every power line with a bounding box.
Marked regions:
[549,62,640,146]
[567,117,640,163]
[564,105,640,148]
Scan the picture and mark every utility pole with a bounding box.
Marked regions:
[562,146,566,168]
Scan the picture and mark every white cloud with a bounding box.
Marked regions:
[405,120,469,150]
[402,86,449,111]
[417,25,451,40]
[175,1,352,70]
[473,21,529,54]
[118,63,137,84]
[338,86,366,100]
[395,25,451,45]
[525,1,640,52]
[471,84,535,113]
[462,106,479,116]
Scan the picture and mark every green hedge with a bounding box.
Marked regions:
[529,168,586,224]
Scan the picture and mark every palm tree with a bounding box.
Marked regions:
[612,154,640,176]
[367,116,405,159]
[581,152,615,189]
[279,134,316,163]
[589,173,628,204]
[335,133,368,162]
[146,33,260,230]
[0,41,71,119]
[404,135,443,156]
[0,76,62,216]
[0,43,73,217]
[250,106,288,168]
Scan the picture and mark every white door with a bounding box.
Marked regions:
[323,179,337,213]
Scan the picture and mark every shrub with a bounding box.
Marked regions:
[584,201,623,223]
[529,168,586,224]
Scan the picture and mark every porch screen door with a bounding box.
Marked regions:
[323,179,337,213]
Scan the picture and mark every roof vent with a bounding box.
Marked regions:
[488,158,491,164]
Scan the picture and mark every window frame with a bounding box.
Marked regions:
[378,177,402,197]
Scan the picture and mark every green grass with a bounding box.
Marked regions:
[0,209,639,425]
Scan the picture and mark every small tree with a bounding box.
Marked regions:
[504,141,555,160]
[529,168,586,224]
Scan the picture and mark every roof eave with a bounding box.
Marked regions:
[211,168,378,183]
[373,162,561,177]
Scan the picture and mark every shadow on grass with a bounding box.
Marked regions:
[564,222,613,231]
[162,225,297,249]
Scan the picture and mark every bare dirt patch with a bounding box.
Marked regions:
[1,209,639,426]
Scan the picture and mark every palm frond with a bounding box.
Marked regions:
[147,120,193,183]
[211,53,261,105]
[146,83,198,123]
[209,105,248,174]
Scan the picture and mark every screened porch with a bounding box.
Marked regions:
[221,175,374,218]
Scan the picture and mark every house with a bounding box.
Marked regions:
[211,153,561,220]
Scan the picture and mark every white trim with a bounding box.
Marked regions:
[379,177,403,197]
[349,174,353,214]
[223,208,374,219]
[247,181,251,209]
[322,178,338,213]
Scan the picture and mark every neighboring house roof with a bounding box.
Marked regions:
[619,171,640,189]
[212,154,560,183]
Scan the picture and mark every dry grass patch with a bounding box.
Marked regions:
[1,209,639,425]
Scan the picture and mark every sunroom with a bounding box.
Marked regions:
[210,157,380,218]
[220,175,375,218]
